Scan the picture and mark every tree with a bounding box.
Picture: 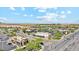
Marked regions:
[26,38,43,51]
[15,38,43,51]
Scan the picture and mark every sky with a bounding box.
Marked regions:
[0,7,79,24]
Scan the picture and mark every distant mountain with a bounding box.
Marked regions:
[0,22,6,24]
[0,22,3,24]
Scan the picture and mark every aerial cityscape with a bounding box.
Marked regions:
[0,7,79,51]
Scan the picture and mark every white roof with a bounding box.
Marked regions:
[35,32,49,37]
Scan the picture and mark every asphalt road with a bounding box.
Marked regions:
[43,30,79,51]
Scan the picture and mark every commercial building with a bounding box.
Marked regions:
[10,36,28,47]
[33,32,51,40]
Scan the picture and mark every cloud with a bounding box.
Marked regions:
[10,7,16,11]
[30,14,33,17]
[52,7,58,10]
[36,13,58,22]
[61,11,65,14]
[36,11,68,23]
[38,9,46,12]
[23,14,27,17]
[0,17,8,22]
[13,12,20,15]
[67,10,71,14]
[60,10,71,15]
[59,15,66,19]
[34,7,48,12]
[35,7,58,13]
[23,14,34,17]
[21,7,25,11]
[46,13,58,17]
[34,7,47,10]
[0,17,8,21]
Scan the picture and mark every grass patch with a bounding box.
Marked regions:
[15,38,43,51]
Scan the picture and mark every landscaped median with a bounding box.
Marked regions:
[53,31,63,40]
